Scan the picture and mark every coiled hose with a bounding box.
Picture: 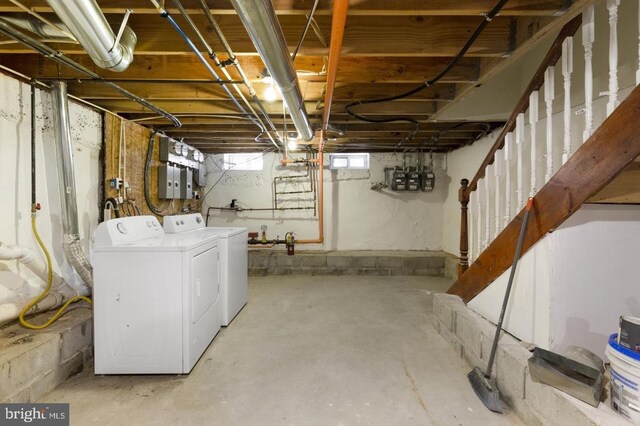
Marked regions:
[19,215,92,330]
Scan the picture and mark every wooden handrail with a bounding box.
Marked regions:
[466,15,582,195]
[449,83,640,302]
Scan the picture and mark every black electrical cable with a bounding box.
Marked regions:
[344,0,509,146]
[291,0,320,62]
[144,131,172,216]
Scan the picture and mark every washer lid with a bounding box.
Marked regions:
[93,229,218,252]
[203,227,248,238]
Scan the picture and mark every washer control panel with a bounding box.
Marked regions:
[163,213,206,234]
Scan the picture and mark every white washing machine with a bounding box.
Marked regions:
[92,215,221,374]
[164,213,247,326]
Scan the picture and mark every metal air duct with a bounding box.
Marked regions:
[51,82,93,289]
[45,0,136,72]
[230,0,314,141]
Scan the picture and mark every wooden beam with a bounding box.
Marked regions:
[0,54,478,84]
[66,81,457,102]
[85,99,439,115]
[448,84,640,303]
[0,15,513,57]
[587,158,640,204]
[0,1,569,16]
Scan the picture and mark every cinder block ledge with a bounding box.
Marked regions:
[249,250,458,277]
[432,294,628,426]
[0,309,92,403]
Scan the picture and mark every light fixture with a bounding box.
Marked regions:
[261,67,274,85]
[287,132,299,150]
[264,85,278,102]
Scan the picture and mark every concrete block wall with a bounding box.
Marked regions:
[249,250,454,276]
[432,294,626,426]
[0,310,92,403]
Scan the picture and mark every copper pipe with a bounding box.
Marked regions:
[321,0,348,140]
[297,0,347,244]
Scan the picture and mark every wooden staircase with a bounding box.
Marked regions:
[448,84,640,302]
[447,3,640,303]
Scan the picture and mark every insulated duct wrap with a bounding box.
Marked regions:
[0,241,84,324]
[51,82,94,289]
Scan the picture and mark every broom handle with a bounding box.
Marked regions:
[485,197,534,378]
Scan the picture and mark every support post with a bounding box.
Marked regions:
[458,178,470,277]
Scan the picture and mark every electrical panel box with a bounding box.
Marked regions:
[173,166,183,199]
[180,168,193,199]
[391,170,406,191]
[194,166,207,187]
[158,164,175,199]
[421,172,435,192]
[406,172,420,191]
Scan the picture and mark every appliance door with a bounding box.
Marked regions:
[183,244,220,372]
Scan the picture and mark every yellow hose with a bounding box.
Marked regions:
[19,215,92,330]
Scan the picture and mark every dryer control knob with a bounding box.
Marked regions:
[196,216,202,224]
[116,222,127,234]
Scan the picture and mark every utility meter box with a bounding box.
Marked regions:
[391,170,406,191]
[158,164,175,199]
[407,172,420,191]
[421,172,435,192]
[180,168,193,199]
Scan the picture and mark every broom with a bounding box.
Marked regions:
[468,197,534,413]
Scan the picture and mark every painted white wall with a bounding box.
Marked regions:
[0,74,102,316]
[469,205,640,358]
[202,151,449,250]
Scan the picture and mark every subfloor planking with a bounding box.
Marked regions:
[41,276,522,426]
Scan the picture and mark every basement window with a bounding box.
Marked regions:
[222,153,264,171]
[329,153,370,170]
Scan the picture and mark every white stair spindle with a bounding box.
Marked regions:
[562,37,573,165]
[516,113,525,210]
[607,0,620,115]
[468,191,477,264]
[504,133,513,227]
[476,180,483,253]
[484,164,491,249]
[493,150,501,238]
[529,91,539,196]
[583,5,595,141]
[637,0,640,85]
[544,66,555,183]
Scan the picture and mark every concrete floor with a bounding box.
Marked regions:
[42,276,522,426]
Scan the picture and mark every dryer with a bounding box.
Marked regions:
[164,213,247,326]
[92,216,220,374]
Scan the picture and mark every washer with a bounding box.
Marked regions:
[92,215,220,374]
[164,213,247,326]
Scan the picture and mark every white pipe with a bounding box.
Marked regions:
[45,0,136,72]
